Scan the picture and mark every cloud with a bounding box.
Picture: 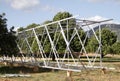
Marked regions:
[87,15,106,21]
[3,0,64,13]
[88,0,103,2]
[87,0,120,3]
[80,15,120,31]
[10,0,40,11]
[81,15,107,31]
[41,5,64,13]
[87,15,120,24]
[114,0,120,3]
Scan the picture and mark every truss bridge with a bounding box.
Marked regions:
[0,15,113,72]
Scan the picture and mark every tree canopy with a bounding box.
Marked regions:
[0,13,8,34]
[53,12,72,21]
[86,28,117,56]
[112,42,120,55]
[0,11,120,58]
[0,13,19,56]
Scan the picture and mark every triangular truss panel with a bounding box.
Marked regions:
[15,16,113,72]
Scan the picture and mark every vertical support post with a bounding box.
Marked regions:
[58,22,76,65]
[25,38,33,54]
[32,28,47,66]
[65,71,74,81]
[44,25,61,68]
[99,23,102,67]
[74,27,92,66]
[67,71,72,77]
[16,41,25,62]
[24,35,34,62]
[67,20,70,65]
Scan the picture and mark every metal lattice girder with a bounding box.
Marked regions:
[15,16,113,72]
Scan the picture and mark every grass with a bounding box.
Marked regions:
[0,68,120,81]
[0,55,120,81]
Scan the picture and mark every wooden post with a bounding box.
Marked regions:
[33,66,39,72]
[102,68,107,74]
[65,71,74,81]
[4,62,7,66]
[67,71,72,77]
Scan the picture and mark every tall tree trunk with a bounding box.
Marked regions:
[52,53,55,61]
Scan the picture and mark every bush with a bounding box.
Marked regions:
[112,42,120,54]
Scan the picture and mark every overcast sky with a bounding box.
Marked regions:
[0,0,120,30]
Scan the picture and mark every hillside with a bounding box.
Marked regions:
[88,24,120,42]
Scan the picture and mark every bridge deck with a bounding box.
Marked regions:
[0,58,107,72]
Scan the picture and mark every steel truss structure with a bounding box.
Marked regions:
[2,16,113,72]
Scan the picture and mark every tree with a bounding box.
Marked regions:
[112,42,120,55]
[53,11,86,53]
[17,27,24,32]
[86,28,117,56]
[0,13,19,56]
[101,28,117,56]
[0,13,8,34]
[25,23,39,29]
[0,13,9,56]
[17,23,39,32]
[16,11,86,60]
[70,29,86,52]
[53,12,72,21]
[101,28,117,46]
[53,12,71,53]
[86,35,99,53]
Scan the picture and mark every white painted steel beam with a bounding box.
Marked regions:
[15,16,113,72]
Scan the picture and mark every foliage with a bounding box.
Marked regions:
[101,28,117,46]
[53,12,72,54]
[1,11,120,59]
[101,28,117,55]
[70,29,86,52]
[16,11,120,57]
[16,12,86,56]
[112,42,120,54]
[86,36,99,53]
[0,13,19,56]
[86,28,117,56]
[0,13,8,34]
[52,11,86,53]
[17,23,39,32]
[31,38,39,54]
[53,12,72,21]
[25,23,39,29]
[17,27,24,32]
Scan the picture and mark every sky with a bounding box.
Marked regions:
[0,0,120,30]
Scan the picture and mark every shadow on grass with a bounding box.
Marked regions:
[0,66,53,74]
